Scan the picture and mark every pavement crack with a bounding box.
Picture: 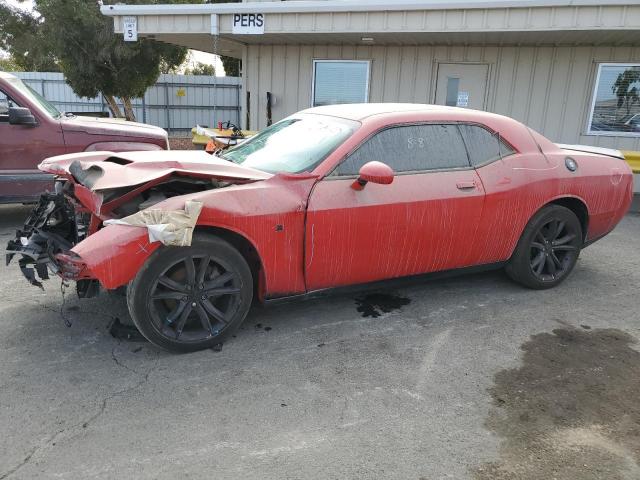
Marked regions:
[0,427,69,480]
[82,351,160,432]
[111,344,144,376]
[0,352,159,479]
[0,447,38,480]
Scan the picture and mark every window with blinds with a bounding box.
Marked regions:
[312,60,370,107]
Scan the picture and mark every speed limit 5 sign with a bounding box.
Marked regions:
[123,16,138,42]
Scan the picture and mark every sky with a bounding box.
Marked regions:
[2,0,226,75]
[6,0,34,12]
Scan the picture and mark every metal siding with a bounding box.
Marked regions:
[232,5,640,35]
[272,45,287,123]
[13,72,241,135]
[112,5,640,42]
[282,45,298,122]
[246,44,640,150]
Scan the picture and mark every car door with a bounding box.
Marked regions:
[304,123,486,291]
[0,87,62,202]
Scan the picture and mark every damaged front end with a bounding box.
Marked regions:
[5,181,96,295]
[6,150,271,297]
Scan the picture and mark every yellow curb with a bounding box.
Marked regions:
[622,151,640,174]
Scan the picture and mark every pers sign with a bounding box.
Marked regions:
[232,13,265,34]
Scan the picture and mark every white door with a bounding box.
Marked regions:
[435,63,489,110]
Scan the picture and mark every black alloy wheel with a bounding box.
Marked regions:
[149,255,241,341]
[128,235,253,353]
[506,205,583,289]
[529,218,579,282]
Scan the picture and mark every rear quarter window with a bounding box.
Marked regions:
[458,124,516,167]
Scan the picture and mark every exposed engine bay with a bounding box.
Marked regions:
[5,176,225,296]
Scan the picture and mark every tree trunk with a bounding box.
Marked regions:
[122,97,136,122]
[103,94,123,118]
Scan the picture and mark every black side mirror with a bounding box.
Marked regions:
[9,107,37,126]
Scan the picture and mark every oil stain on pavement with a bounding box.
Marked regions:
[355,293,411,318]
[474,327,640,480]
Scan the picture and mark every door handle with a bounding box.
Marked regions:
[456,181,476,190]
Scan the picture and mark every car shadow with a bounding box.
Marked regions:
[2,267,515,357]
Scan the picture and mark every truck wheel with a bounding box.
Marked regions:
[505,205,582,290]
[127,234,253,353]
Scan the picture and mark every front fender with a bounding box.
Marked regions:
[72,224,160,289]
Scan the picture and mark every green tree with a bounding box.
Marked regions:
[0,3,58,71]
[185,62,216,76]
[33,0,191,120]
[612,68,640,116]
[0,55,24,72]
[220,56,240,77]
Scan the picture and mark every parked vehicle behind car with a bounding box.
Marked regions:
[6,104,634,352]
[0,72,169,203]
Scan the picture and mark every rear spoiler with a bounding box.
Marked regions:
[556,143,625,160]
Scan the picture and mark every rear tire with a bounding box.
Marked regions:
[127,234,253,353]
[505,205,583,290]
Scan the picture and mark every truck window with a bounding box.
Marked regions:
[4,77,60,118]
[0,89,17,122]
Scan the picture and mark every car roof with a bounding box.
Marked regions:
[304,103,505,120]
[302,103,448,120]
[0,71,17,80]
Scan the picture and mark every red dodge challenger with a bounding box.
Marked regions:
[7,104,634,352]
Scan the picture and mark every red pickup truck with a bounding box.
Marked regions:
[0,72,169,203]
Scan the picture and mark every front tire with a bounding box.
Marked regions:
[127,234,253,353]
[506,205,583,290]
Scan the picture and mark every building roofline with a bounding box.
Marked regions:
[100,0,640,16]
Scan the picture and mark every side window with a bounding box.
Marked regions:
[335,124,470,176]
[458,124,516,166]
[0,90,10,121]
[0,90,18,122]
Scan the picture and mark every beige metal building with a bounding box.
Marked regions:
[102,0,640,155]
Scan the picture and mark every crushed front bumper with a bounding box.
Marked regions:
[5,191,93,291]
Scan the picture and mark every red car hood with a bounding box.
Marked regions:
[39,150,272,191]
[60,115,168,140]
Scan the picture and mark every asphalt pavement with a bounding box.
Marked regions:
[1,204,639,480]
